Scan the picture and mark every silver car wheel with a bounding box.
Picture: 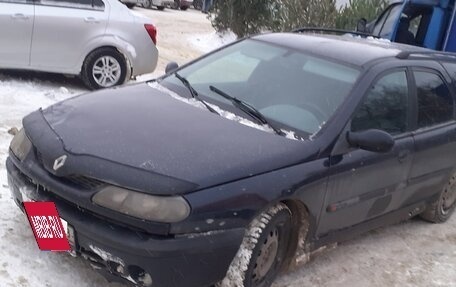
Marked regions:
[92,56,122,88]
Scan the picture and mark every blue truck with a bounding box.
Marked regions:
[360,0,456,51]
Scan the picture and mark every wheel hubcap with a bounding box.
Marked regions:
[252,228,279,282]
[442,182,456,214]
[92,56,121,88]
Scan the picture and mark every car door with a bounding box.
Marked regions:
[405,67,456,206]
[0,0,34,67]
[316,69,415,236]
[30,0,109,72]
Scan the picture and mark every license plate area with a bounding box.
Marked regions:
[60,218,78,256]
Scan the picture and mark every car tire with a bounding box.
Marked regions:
[81,48,128,90]
[157,5,165,10]
[180,5,188,10]
[143,0,151,8]
[126,3,136,8]
[219,203,292,287]
[420,173,456,223]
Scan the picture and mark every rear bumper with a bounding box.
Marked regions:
[7,157,244,287]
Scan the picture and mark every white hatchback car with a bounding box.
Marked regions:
[0,0,159,89]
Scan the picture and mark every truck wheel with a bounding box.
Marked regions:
[81,48,128,90]
[219,203,292,287]
[421,173,456,223]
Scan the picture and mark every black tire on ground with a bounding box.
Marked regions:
[180,5,188,10]
[157,5,165,10]
[420,173,456,223]
[220,203,293,287]
[126,3,136,8]
[81,47,128,90]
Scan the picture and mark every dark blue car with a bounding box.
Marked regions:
[6,33,456,287]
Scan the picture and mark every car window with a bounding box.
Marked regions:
[92,0,104,8]
[163,39,360,138]
[414,71,454,128]
[187,51,261,84]
[442,62,456,83]
[0,0,28,3]
[38,0,105,10]
[378,4,403,38]
[352,71,408,135]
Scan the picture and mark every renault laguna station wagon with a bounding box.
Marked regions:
[6,33,456,287]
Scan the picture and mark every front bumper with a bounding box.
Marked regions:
[6,157,244,287]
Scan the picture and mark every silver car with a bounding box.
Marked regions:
[0,0,159,89]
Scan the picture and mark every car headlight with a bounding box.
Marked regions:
[92,186,191,223]
[10,128,32,161]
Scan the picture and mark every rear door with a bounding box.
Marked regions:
[0,0,34,67]
[30,0,109,72]
[405,65,456,206]
[317,69,415,236]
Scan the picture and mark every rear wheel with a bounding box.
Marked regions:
[420,173,456,223]
[81,48,128,90]
[219,203,292,287]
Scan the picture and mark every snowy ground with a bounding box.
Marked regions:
[1,7,456,287]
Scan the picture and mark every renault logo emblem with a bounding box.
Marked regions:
[53,155,67,171]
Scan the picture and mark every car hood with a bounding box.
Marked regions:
[25,83,317,195]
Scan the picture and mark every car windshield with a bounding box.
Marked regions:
[161,39,360,139]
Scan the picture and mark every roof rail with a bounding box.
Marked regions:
[396,51,456,60]
[292,27,379,38]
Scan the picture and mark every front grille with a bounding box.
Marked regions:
[65,176,106,190]
[34,148,105,190]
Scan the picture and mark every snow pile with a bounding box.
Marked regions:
[188,31,237,53]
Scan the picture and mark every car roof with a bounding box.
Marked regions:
[252,33,434,67]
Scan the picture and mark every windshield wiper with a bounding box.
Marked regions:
[174,73,220,115]
[209,85,284,136]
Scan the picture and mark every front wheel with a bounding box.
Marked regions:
[420,173,456,223]
[81,48,128,90]
[219,203,292,287]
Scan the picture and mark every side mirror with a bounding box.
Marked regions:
[347,129,394,153]
[165,62,179,74]
[356,18,367,33]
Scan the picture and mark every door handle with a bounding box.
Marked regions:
[84,17,100,24]
[397,150,410,163]
[11,13,30,20]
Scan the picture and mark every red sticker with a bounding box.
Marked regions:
[23,202,71,252]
